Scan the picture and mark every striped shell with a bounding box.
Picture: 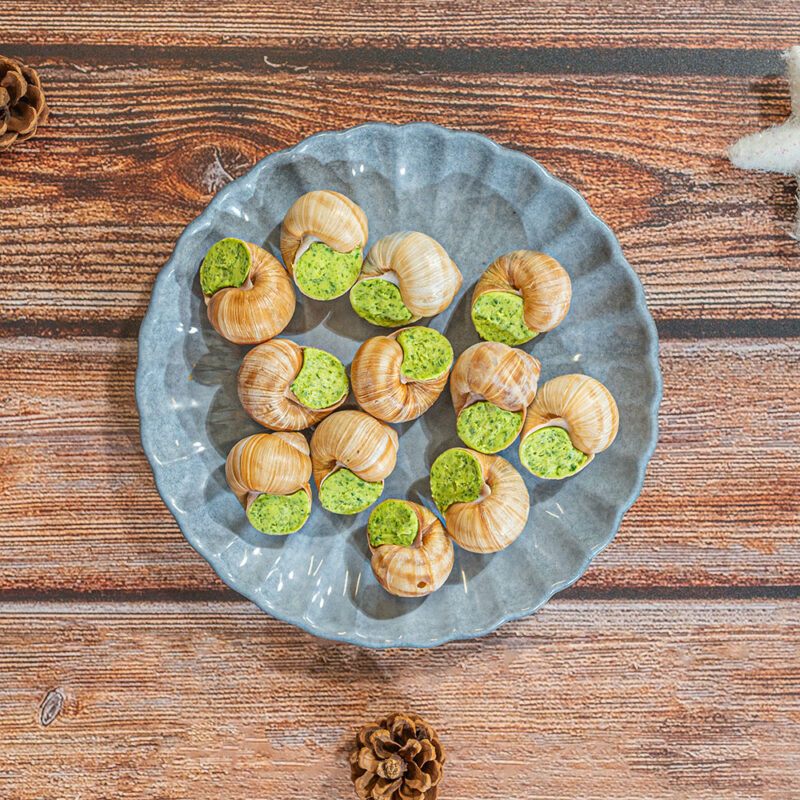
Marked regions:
[238,339,347,431]
[205,240,295,345]
[280,189,368,273]
[350,328,452,423]
[472,250,571,333]
[369,502,454,597]
[310,410,399,489]
[521,373,619,458]
[441,449,530,553]
[356,231,462,319]
[225,432,312,509]
[450,341,540,418]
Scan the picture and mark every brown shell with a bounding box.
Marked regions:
[472,250,571,333]
[369,502,454,597]
[442,449,530,553]
[204,240,295,345]
[310,410,399,489]
[450,341,540,419]
[225,432,312,509]
[350,327,453,423]
[521,373,619,455]
[279,189,368,273]
[357,231,463,319]
[238,339,347,431]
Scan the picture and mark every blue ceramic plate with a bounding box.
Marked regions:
[136,122,661,648]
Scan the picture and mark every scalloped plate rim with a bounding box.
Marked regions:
[135,121,662,649]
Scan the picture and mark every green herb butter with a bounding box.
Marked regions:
[457,401,523,454]
[367,500,419,548]
[246,489,311,535]
[200,237,251,296]
[396,327,453,382]
[319,468,383,514]
[471,291,537,346]
[350,277,414,327]
[289,347,348,410]
[430,448,483,513]
[519,426,589,479]
[294,242,361,300]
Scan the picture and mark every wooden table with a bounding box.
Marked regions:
[2,3,799,798]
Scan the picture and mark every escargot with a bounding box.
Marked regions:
[350,231,462,326]
[226,432,312,535]
[450,341,540,454]
[200,237,295,345]
[350,326,454,423]
[471,250,571,346]
[519,374,619,480]
[367,500,454,597]
[280,190,368,300]
[238,339,348,431]
[310,410,399,515]
[430,447,529,553]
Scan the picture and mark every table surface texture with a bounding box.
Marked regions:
[1,2,799,798]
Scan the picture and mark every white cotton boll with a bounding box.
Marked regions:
[728,124,800,174]
[729,47,800,173]
[729,46,800,239]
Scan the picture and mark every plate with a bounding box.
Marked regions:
[136,122,661,648]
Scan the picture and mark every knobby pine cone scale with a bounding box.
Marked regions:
[350,712,445,800]
[0,56,49,151]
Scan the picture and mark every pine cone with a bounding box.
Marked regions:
[350,712,445,800]
[0,56,49,151]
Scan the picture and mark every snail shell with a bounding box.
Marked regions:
[280,189,368,286]
[310,410,399,489]
[472,250,571,334]
[368,501,454,597]
[225,431,312,509]
[204,239,295,345]
[520,374,619,476]
[238,339,348,431]
[350,327,453,423]
[450,341,540,418]
[355,231,462,321]
[433,448,530,553]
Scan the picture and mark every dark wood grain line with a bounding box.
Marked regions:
[2,583,798,605]
[657,319,800,339]
[2,44,786,76]
[4,318,800,341]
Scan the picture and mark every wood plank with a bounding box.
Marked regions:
[1,599,798,798]
[3,0,800,50]
[0,66,797,336]
[1,336,798,597]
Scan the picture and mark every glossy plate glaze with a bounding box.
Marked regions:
[136,123,661,648]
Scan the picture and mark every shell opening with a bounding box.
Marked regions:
[288,347,348,410]
[350,275,413,327]
[246,489,311,535]
[396,327,453,383]
[200,238,252,296]
[456,401,524,454]
[519,426,589,480]
[293,240,362,300]
[430,448,484,513]
[367,500,419,548]
[319,467,383,515]
[471,291,537,346]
